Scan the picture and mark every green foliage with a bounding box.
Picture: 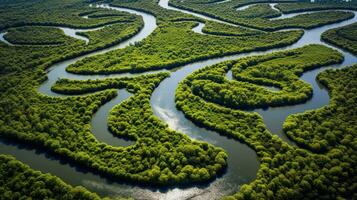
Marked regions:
[80,22,144,45]
[111,0,200,23]
[1,0,356,198]
[0,0,143,74]
[4,26,71,45]
[0,71,227,185]
[175,1,282,19]
[82,10,130,19]
[176,46,356,199]
[0,154,103,200]
[187,45,343,109]
[0,21,142,74]
[276,1,357,13]
[322,22,357,56]
[67,21,302,74]
[170,0,355,31]
[232,3,282,19]
[0,0,137,30]
[284,65,357,152]
[0,0,229,188]
[202,21,262,36]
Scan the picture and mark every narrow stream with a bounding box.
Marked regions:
[234,3,279,13]
[91,89,134,147]
[0,1,356,200]
[0,6,137,46]
[158,0,245,28]
[0,25,112,45]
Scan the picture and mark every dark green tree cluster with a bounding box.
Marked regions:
[110,0,201,23]
[174,1,283,19]
[78,21,143,46]
[50,73,228,185]
[80,10,131,19]
[321,22,357,56]
[67,21,302,74]
[0,154,106,200]
[0,0,228,188]
[0,70,227,186]
[170,0,355,31]
[183,45,342,109]
[4,26,72,45]
[276,1,357,13]
[202,21,263,36]
[0,21,142,74]
[0,0,138,30]
[111,0,265,37]
[1,0,356,198]
[176,46,356,199]
[0,0,143,74]
[284,65,357,152]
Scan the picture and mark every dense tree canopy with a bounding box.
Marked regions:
[176,46,357,199]
[0,71,228,185]
[0,0,143,74]
[67,22,302,74]
[284,65,357,152]
[185,45,342,109]
[322,22,357,56]
[169,0,355,31]
[276,1,357,13]
[0,154,108,200]
[0,0,356,199]
[4,26,72,45]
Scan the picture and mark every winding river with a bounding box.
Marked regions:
[0,1,356,200]
[0,24,110,45]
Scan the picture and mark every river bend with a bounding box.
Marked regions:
[0,1,356,200]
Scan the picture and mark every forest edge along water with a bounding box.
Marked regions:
[0,1,356,200]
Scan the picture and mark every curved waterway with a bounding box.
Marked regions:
[0,1,356,200]
[236,3,280,15]
[0,25,113,45]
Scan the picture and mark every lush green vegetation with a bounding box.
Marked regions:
[67,22,302,74]
[202,21,262,36]
[180,1,282,19]
[111,0,200,23]
[284,65,357,152]
[111,0,266,37]
[170,0,355,31]
[0,71,228,185]
[0,0,137,30]
[0,154,106,200]
[1,0,356,198]
[4,26,71,45]
[78,22,144,45]
[0,0,230,190]
[276,1,357,13]
[81,10,129,19]
[322,22,357,56]
[176,47,357,199]
[0,21,142,74]
[233,3,282,18]
[187,45,343,109]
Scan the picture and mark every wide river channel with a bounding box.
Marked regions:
[0,1,356,199]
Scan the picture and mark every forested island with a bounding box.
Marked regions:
[0,0,356,199]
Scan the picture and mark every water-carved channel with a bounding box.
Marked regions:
[0,1,356,199]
